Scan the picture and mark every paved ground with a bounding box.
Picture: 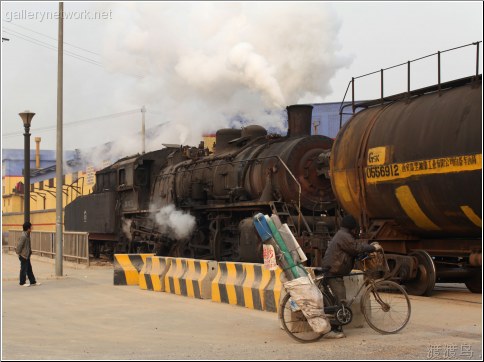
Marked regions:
[1,251,482,360]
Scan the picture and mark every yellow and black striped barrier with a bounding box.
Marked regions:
[164,258,217,299]
[212,262,283,312]
[113,254,154,286]
[139,256,172,291]
[114,255,284,312]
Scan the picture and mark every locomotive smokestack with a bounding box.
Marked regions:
[287,105,313,137]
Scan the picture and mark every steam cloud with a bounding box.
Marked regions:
[152,204,196,240]
[121,217,133,241]
[98,2,351,149]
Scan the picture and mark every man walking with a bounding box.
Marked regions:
[16,222,40,287]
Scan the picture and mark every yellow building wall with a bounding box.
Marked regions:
[2,176,24,199]
[2,168,96,233]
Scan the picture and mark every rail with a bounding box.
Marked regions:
[339,41,482,125]
[5,230,90,266]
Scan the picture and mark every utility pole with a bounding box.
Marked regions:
[141,105,146,154]
[55,1,64,277]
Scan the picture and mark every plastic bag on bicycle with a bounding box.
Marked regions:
[282,274,331,334]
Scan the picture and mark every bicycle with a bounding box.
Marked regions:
[279,251,411,343]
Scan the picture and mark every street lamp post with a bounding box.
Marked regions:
[19,111,35,224]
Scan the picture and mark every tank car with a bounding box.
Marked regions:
[65,105,336,264]
[331,75,482,295]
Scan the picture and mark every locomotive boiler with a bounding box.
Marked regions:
[331,75,482,295]
[65,105,336,265]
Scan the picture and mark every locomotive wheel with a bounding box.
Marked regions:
[405,250,436,296]
[173,240,195,259]
[465,272,482,293]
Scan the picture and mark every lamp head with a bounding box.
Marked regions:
[19,111,35,127]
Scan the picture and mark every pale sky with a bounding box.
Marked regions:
[1,1,482,158]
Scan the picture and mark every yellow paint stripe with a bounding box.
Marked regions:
[366,153,481,183]
[138,257,149,290]
[226,263,238,305]
[186,260,195,298]
[395,186,440,231]
[211,266,222,302]
[332,171,353,203]
[174,259,182,295]
[242,265,255,309]
[116,254,139,285]
[259,266,272,309]
[151,257,163,291]
[461,205,482,227]
[164,258,174,293]
[273,269,283,313]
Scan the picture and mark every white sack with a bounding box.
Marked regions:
[282,275,331,334]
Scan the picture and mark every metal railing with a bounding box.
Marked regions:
[6,230,90,266]
[339,41,482,124]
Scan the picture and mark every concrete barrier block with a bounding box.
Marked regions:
[241,264,265,310]
[343,273,366,329]
[164,258,217,299]
[212,262,245,306]
[259,267,283,312]
[212,262,283,312]
[113,254,154,286]
[139,256,171,291]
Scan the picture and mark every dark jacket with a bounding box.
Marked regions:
[16,231,32,259]
[322,228,375,276]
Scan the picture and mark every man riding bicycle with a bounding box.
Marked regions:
[321,215,382,339]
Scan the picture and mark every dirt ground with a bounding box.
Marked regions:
[1,251,482,360]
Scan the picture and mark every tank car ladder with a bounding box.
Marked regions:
[269,201,312,236]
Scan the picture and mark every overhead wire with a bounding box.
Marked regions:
[3,109,141,137]
[6,21,101,56]
[2,28,104,67]
[1,25,145,78]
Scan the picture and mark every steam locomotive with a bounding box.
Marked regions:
[65,76,482,296]
[65,105,337,265]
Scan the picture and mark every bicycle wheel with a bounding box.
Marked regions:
[361,280,411,334]
[279,293,325,343]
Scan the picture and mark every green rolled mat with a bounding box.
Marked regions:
[265,215,307,279]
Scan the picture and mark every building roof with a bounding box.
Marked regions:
[2,149,80,182]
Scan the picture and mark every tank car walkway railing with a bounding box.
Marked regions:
[5,230,90,266]
[339,41,482,128]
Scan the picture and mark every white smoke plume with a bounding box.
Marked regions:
[98,2,351,149]
[151,204,196,240]
[121,217,133,241]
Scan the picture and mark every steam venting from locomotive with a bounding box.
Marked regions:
[151,204,196,240]
[121,218,133,241]
[101,2,352,148]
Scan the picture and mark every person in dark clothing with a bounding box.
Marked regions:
[321,215,381,338]
[15,222,40,287]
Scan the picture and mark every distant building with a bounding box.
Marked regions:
[2,146,111,233]
[312,101,359,138]
[202,101,362,142]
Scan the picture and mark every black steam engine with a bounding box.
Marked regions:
[66,75,482,296]
[65,105,336,265]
